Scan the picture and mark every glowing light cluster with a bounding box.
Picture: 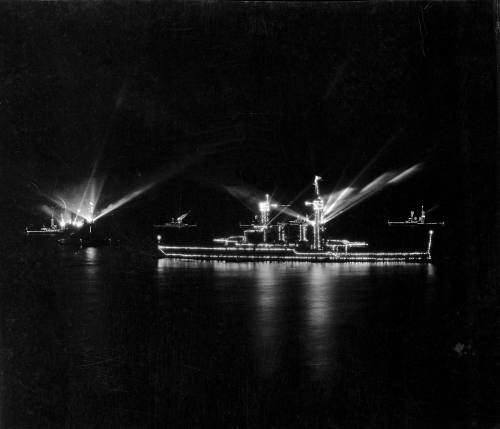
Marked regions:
[43,174,104,227]
[225,185,309,223]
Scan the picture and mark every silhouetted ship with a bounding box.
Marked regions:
[156,177,443,263]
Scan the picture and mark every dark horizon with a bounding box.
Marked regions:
[1,2,500,428]
[1,2,496,236]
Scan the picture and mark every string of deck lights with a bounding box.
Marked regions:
[158,241,431,262]
[158,248,429,262]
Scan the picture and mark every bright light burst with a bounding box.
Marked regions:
[321,163,423,225]
[42,176,105,224]
[93,181,156,221]
[40,143,203,225]
[92,157,196,221]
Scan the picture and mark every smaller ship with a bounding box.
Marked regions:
[26,210,88,236]
[25,214,65,235]
[388,206,445,227]
[26,204,111,247]
[154,212,200,246]
[154,212,197,229]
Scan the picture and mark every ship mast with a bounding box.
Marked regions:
[50,209,55,230]
[305,175,324,250]
[258,194,277,242]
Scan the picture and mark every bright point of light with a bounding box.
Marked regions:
[76,220,84,228]
[157,235,162,241]
[59,220,66,228]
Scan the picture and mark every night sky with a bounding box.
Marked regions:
[0,1,497,252]
[2,5,499,427]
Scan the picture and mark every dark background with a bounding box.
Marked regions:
[0,1,497,240]
[0,1,499,427]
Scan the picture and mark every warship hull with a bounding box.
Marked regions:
[158,244,430,263]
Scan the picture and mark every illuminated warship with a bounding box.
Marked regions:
[157,176,438,263]
[26,205,113,247]
[26,205,89,236]
[25,213,81,236]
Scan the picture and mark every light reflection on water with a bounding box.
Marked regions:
[70,246,106,360]
[303,264,336,377]
[10,243,449,428]
[156,259,437,379]
[84,246,98,261]
[254,263,281,376]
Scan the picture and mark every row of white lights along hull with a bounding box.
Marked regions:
[158,245,432,263]
[156,176,439,263]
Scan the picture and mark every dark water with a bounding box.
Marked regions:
[2,242,479,428]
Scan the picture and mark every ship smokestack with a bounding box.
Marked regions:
[299,221,308,242]
[258,194,277,243]
[278,223,286,242]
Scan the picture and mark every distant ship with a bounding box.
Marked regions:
[26,213,112,248]
[25,215,64,236]
[157,177,443,263]
[388,206,445,227]
[154,212,197,229]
